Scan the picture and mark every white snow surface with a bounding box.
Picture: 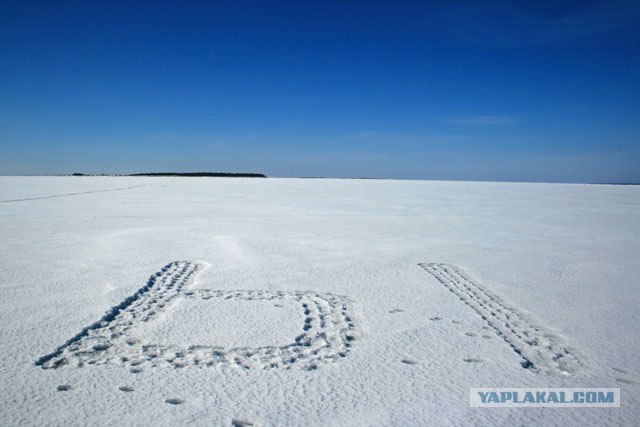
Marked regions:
[0,176,639,426]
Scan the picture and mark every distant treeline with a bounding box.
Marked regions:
[128,172,267,178]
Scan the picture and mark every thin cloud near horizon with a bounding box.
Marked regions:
[440,116,519,125]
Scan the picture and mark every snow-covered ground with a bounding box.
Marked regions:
[0,176,638,426]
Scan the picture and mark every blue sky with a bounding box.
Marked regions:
[1,1,639,182]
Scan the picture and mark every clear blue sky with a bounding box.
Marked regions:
[1,1,639,182]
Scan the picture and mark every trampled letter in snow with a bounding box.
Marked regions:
[36,261,359,371]
[420,263,585,376]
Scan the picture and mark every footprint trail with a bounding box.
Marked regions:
[419,263,584,376]
[37,261,358,371]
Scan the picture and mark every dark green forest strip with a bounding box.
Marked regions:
[128,172,267,178]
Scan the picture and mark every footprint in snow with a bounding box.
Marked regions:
[232,419,255,427]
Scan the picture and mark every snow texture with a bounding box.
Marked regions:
[0,176,638,426]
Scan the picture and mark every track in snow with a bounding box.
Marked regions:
[37,261,358,371]
[0,184,150,203]
[419,263,584,376]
